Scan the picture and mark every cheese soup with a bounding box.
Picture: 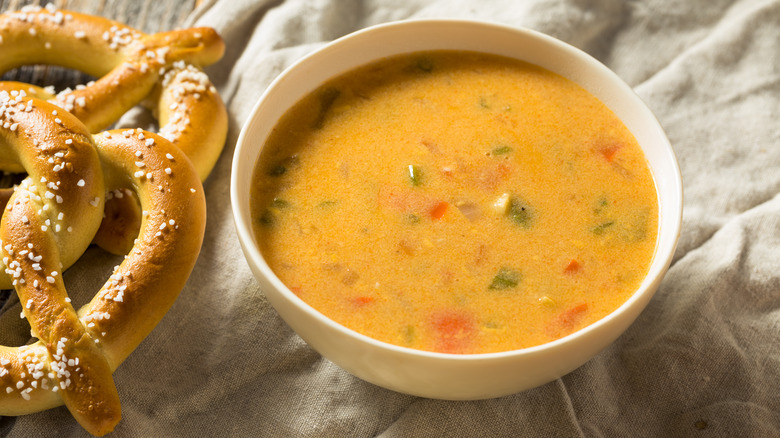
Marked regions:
[250,51,658,354]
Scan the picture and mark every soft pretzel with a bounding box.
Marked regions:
[0,4,227,255]
[0,6,220,433]
[0,90,206,435]
[0,4,226,180]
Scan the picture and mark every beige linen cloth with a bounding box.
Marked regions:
[1,0,779,436]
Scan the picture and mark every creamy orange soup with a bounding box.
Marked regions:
[251,51,658,354]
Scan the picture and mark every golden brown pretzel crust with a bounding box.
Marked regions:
[0,5,226,256]
[0,5,227,181]
[89,129,206,367]
[0,5,215,435]
[157,63,228,181]
[0,96,206,435]
[0,93,106,289]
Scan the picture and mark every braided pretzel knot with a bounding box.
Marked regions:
[0,91,206,435]
[0,4,226,255]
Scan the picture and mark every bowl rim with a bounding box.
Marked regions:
[231,18,683,362]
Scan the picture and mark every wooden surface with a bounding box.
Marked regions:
[0,0,200,89]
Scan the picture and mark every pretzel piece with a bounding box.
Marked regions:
[0,5,226,257]
[0,4,227,181]
[2,200,121,434]
[0,90,105,289]
[0,95,206,434]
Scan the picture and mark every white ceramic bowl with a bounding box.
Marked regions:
[231,19,683,400]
